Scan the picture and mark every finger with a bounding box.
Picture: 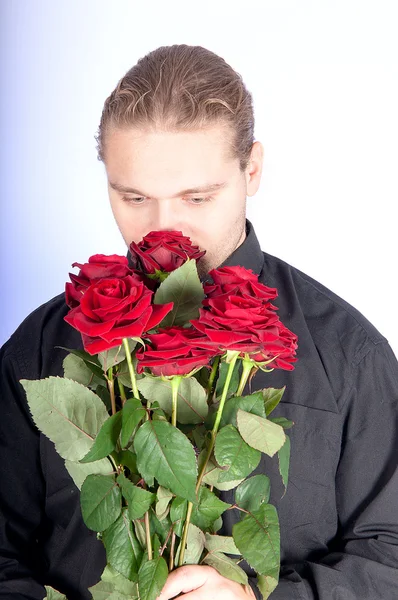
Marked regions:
[157,565,214,599]
[161,579,254,600]
[158,578,255,600]
[172,589,207,600]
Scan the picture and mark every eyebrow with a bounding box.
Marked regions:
[109,181,227,198]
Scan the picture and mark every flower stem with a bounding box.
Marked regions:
[107,367,116,415]
[171,376,182,427]
[201,352,240,479]
[122,338,151,555]
[159,525,174,557]
[122,338,139,399]
[178,352,240,567]
[144,510,152,560]
[236,357,253,397]
[169,532,176,570]
[118,380,127,405]
[178,501,193,567]
[207,355,220,402]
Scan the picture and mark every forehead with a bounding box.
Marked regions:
[104,125,238,191]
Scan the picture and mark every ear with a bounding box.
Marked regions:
[245,141,264,197]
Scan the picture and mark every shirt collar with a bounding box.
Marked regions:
[203,218,264,283]
[126,218,264,282]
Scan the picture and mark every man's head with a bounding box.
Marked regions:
[95,45,263,278]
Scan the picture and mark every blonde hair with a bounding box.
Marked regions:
[95,44,255,171]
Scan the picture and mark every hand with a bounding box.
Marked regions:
[157,564,256,599]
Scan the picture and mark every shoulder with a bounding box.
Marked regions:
[260,250,387,366]
[1,292,81,379]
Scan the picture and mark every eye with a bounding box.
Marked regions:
[122,196,146,205]
[188,197,212,205]
[122,196,212,206]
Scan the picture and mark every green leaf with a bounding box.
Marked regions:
[270,416,294,429]
[236,409,286,457]
[57,346,102,365]
[117,474,156,520]
[89,564,139,599]
[96,384,112,412]
[257,574,279,600]
[212,515,223,533]
[184,523,206,564]
[152,533,161,556]
[98,343,131,370]
[219,392,266,427]
[151,401,168,422]
[203,552,248,585]
[204,533,240,555]
[190,487,231,531]
[278,435,291,494]
[57,346,104,378]
[153,259,205,327]
[64,457,114,490]
[176,523,205,565]
[20,376,109,461]
[178,423,195,435]
[63,353,104,389]
[198,451,244,491]
[191,425,207,452]
[44,586,67,600]
[102,509,143,581]
[117,449,138,474]
[232,503,280,578]
[80,412,122,463]
[214,424,261,483]
[156,486,174,520]
[262,387,286,416]
[87,579,116,600]
[87,581,125,600]
[80,474,122,531]
[215,359,241,398]
[121,399,146,448]
[137,376,208,425]
[133,519,146,548]
[138,556,168,600]
[149,511,172,545]
[133,420,197,503]
[193,364,210,389]
[170,496,188,537]
[235,475,270,512]
[116,354,143,389]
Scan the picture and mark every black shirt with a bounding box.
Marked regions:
[1,220,397,599]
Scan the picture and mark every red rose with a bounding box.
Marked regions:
[204,266,279,305]
[65,254,135,309]
[249,320,299,371]
[129,230,206,275]
[64,274,173,355]
[136,326,218,377]
[189,266,298,371]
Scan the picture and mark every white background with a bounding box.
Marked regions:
[1,0,397,356]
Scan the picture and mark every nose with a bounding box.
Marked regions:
[152,199,181,232]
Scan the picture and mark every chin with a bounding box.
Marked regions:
[196,260,209,279]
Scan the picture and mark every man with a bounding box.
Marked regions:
[1,44,397,599]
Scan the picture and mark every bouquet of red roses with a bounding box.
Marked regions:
[21,231,298,600]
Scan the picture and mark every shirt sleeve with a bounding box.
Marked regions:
[255,340,398,599]
[0,344,48,600]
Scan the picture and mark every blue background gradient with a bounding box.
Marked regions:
[1,1,397,355]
